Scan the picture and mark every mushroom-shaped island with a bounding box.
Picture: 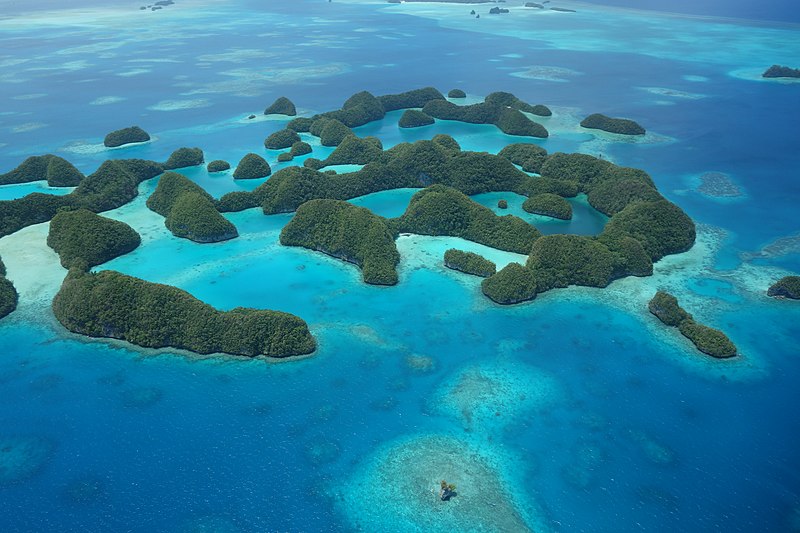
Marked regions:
[767,276,800,299]
[580,113,645,135]
[447,88,466,98]
[163,147,204,170]
[399,109,435,128]
[233,153,271,180]
[103,126,150,148]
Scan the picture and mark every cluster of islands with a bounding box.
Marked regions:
[2,86,798,360]
[387,0,577,16]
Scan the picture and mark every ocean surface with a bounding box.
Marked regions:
[1,1,799,531]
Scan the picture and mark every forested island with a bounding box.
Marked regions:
[762,65,800,78]
[0,255,17,320]
[768,276,800,299]
[53,269,315,358]
[0,86,704,359]
[580,113,646,135]
[648,291,737,358]
[104,126,150,148]
[0,155,84,187]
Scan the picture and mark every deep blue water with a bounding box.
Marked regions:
[1,1,799,531]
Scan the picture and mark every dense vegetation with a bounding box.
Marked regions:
[520,177,579,198]
[287,117,314,132]
[264,96,297,116]
[0,155,84,187]
[484,91,551,116]
[163,147,204,170]
[147,172,237,243]
[527,234,615,290]
[52,269,316,357]
[763,65,800,78]
[422,99,548,138]
[481,263,537,304]
[217,138,533,214]
[399,109,435,128]
[443,249,496,277]
[767,276,800,299]
[290,141,312,157]
[648,291,737,358]
[233,153,271,179]
[600,200,695,261]
[0,255,17,320]
[0,158,166,238]
[522,193,572,219]
[448,88,466,98]
[47,208,141,269]
[498,199,508,209]
[207,160,230,173]
[104,126,150,148]
[265,128,301,150]
[322,136,383,166]
[280,199,400,285]
[376,87,445,111]
[322,91,386,128]
[580,113,645,135]
[586,178,662,216]
[395,185,540,254]
[497,143,548,173]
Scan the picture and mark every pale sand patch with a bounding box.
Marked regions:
[90,96,127,106]
[147,98,211,111]
[11,122,47,133]
[396,234,527,279]
[0,222,66,319]
[430,359,562,433]
[338,433,549,533]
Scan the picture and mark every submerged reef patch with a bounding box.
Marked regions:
[340,434,539,532]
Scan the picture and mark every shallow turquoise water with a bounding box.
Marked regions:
[1,1,800,532]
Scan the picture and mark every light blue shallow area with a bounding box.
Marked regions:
[1,1,800,532]
[0,182,74,201]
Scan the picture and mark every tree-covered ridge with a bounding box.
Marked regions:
[422,99,548,138]
[0,158,164,238]
[648,291,737,358]
[0,254,17,320]
[443,249,496,278]
[265,128,301,150]
[217,137,532,214]
[0,155,84,187]
[394,185,540,254]
[147,172,238,243]
[104,126,150,148]
[481,262,538,304]
[47,208,141,270]
[580,113,645,135]
[767,276,800,299]
[52,269,316,358]
[280,199,400,285]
